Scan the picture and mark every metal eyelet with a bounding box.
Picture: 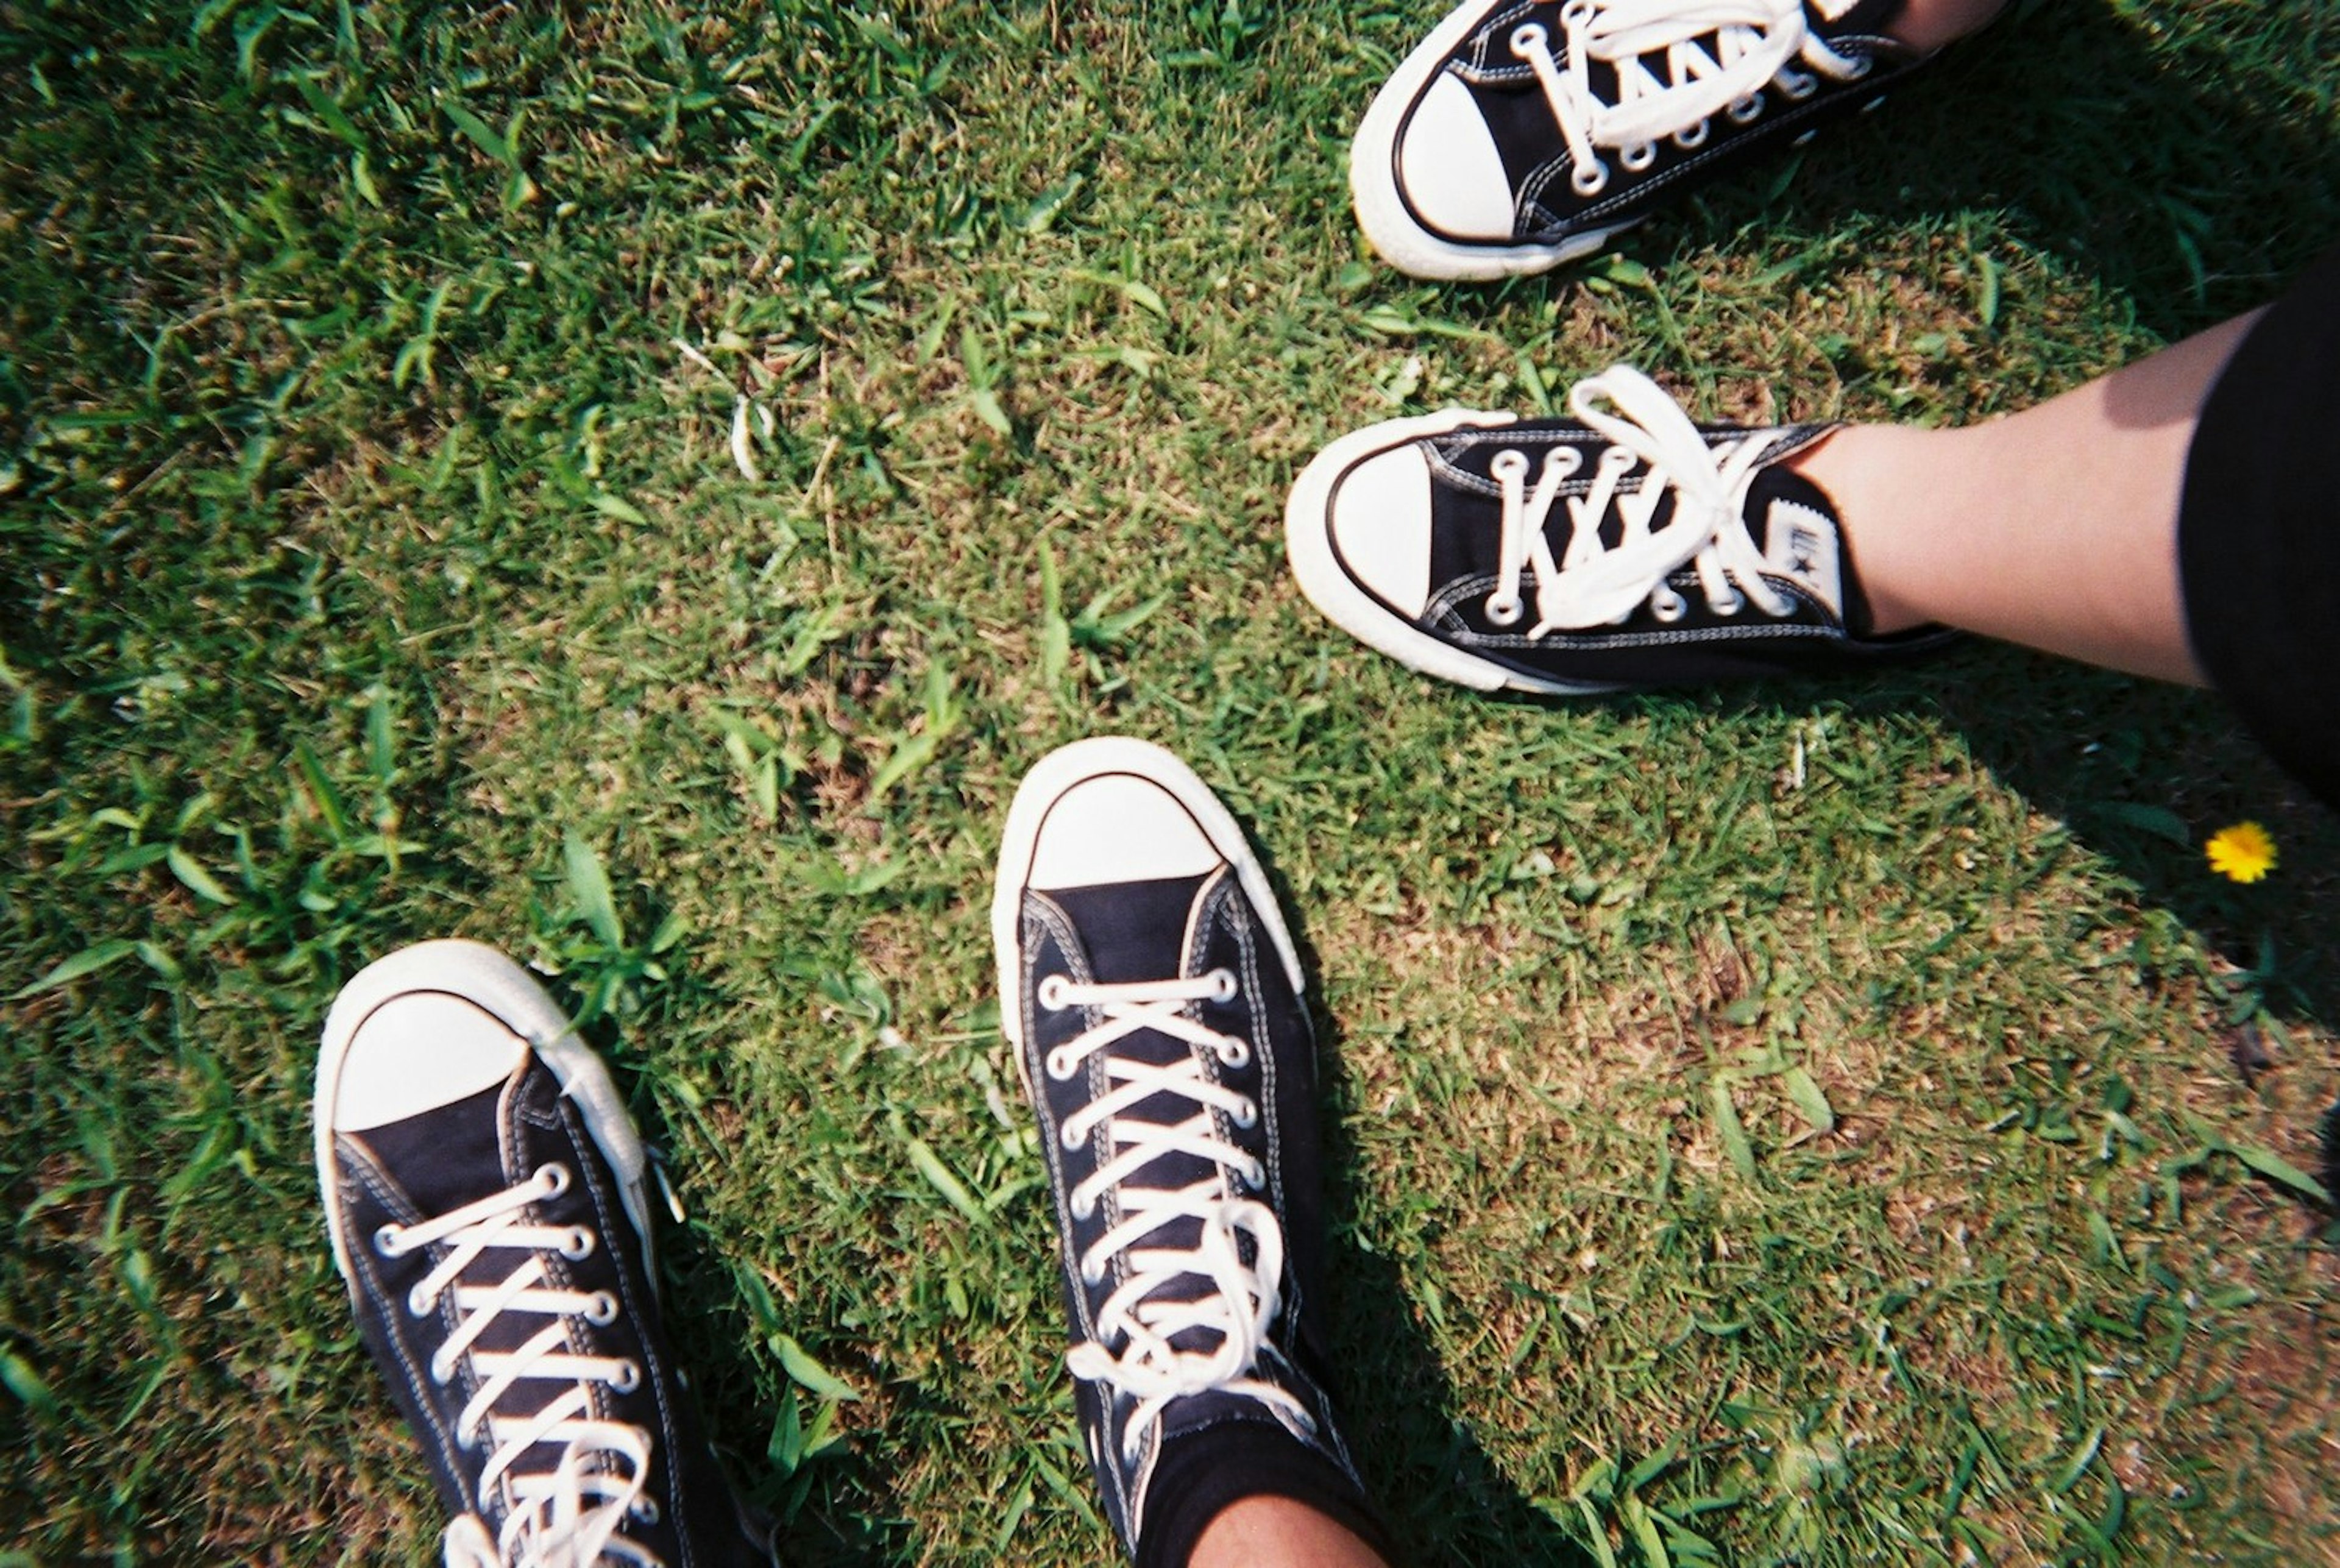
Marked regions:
[1712,589,1746,616]
[1571,158,1610,197]
[535,1163,572,1197]
[1779,66,1817,100]
[1060,1123,1087,1152]
[1848,55,1875,80]
[631,1497,662,1525]
[374,1224,405,1257]
[1675,118,1711,150]
[1232,1099,1259,1130]
[1651,588,1689,623]
[1728,94,1763,124]
[1620,140,1656,172]
[609,1359,641,1394]
[584,1291,619,1325]
[1046,1047,1080,1082]
[1244,1160,1268,1190]
[1205,968,1237,1003]
[1485,592,1525,628]
[1508,21,1547,59]
[560,1227,597,1260]
[406,1284,434,1318]
[1217,1037,1252,1070]
[1490,449,1529,483]
[1037,974,1072,1012]
[1080,1257,1105,1286]
[1070,1193,1096,1221]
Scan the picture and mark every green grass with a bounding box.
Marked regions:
[5,0,2340,1562]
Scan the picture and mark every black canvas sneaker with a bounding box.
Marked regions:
[991,739,1371,1564]
[316,940,775,1568]
[1352,0,1932,279]
[1286,364,1955,694]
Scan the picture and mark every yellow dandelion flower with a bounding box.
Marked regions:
[2205,820,2277,884]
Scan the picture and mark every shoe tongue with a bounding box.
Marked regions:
[1044,874,1250,1346]
[353,1061,606,1477]
[349,1068,525,1219]
[1044,874,1213,987]
[1742,462,1846,622]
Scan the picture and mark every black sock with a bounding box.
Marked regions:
[1133,1417,1395,1568]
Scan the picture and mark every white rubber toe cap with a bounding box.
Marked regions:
[1394,72,1517,244]
[1325,443,1435,617]
[1026,770,1223,890]
[331,990,529,1132]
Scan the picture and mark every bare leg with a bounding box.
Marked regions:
[1888,0,2010,52]
[1190,1496,1395,1568]
[1787,312,2261,686]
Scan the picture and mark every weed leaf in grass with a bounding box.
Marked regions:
[12,939,139,999]
[867,663,960,803]
[290,73,368,153]
[2232,1143,2332,1206]
[1782,1066,1835,1135]
[771,1333,860,1403]
[868,731,943,803]
[2049,1424,2105,1494]
[166,845,236,906]
[293,739,350,841]
[971,388,1012,438]
[364,685,398,786]
[1,1346,57,1416]
[903,1135,985,1226]
[711,712,791,820]
[590,492,651,527]
[1017,172,1083,233]
[1572,1498,1621,1568]
[562,834,624,949]
[1711,1079,1756,1180]
[1071,585,1168,651]
[438,94,519,168]
[1069,268,1168,319]
[1038,541,1071,690]
[776,601,853,679]
[1622,1493,1670,1568]
[993,1475,1037,1553]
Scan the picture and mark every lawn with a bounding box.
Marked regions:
[5,1,2339,1563]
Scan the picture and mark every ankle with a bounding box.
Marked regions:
[1783,424,1941,637]
[1189,1494,1394,1568]
[1136,1422,1391,1568]
[1885,0,2009,52]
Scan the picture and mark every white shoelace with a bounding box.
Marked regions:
[1484,364,1798,633]
[1038,969,1316,1462]
[1507,0,1871,196]
[376,1163,664,1568]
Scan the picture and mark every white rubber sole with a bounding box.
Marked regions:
[1284,410,1621,697]
[313,938,653,1281]
[990,737,1306,1062]
[1348,1,1640,282]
